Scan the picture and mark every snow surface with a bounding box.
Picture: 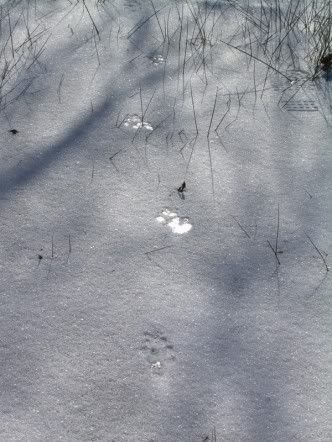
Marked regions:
[0,0,331,441]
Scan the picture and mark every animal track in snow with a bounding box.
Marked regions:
[141,330,175,374]
[280,99,318,112]
[150,54,165,65]
[156,208,192,234]
[123,114,153,130]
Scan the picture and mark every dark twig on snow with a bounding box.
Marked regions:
[267,240,281,265]
[207,86,218,138]
[190,81,199,136]
[267,204,281,265]
[57,73,64,104]
[230,215,251,239]
[127,7,166,39]
[66,234,71,264]
[305,233,329,272]
[145,245,172,269]
[82,0,100,41]
[275,203,280,254]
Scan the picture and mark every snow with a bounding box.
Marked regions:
[0,0,331,441]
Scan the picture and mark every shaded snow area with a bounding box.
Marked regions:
[0,0,331,440]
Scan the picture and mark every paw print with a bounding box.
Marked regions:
[123,114,153,130]
[150,54,165,65]
[156,208,192,234]
[141,330,175,374]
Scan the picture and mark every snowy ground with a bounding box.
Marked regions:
[0,0,331,441]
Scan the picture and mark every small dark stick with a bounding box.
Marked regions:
[9,129,18,134]
[177,181,186,192]
[305,233,329,272]
[37,254,43,266]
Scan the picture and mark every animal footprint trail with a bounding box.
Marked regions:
[141,330,176,375]
[123,114,153,130]
[156,208,192,234]
[150,54,165,65]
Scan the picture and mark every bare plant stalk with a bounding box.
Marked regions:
[127,6,166,39]
[57,73,64,104]
[190,81,199,135]
[8,11,14,59]
[276,204,280,254]
[91,159,95,183]
[305,233,329,272]
[82,0,100,41]
[66,234,71,264]
[231,215,251,239]
[142,86,156,121]
[215,95,231,133]
[149,0,164,40]
[207,86,218,138]
[220,38,292,81]
[267,240,281,265]
[139,84,144,123]
[182,19,189,101]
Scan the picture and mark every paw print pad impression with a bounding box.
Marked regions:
[123,114,153,130]
[141,330,176,375]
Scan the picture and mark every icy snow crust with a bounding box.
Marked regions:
[0,0,331,441]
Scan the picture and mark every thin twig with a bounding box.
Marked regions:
[220,38,292,81]
[276,204,280,254]
[215,95,231,133]
[267,240,281,265]
[305,233,329,272]
[127,7,166,39]
[207,86,218,138]
[190,81,199,135]
[139,84,144,123]
[91,159,95,183]
[57,73,64,103]
[149,0,164,40]
[207,138,215,199]
[51,233,54,259]
[145,246,172,269]
[230,215,251,238]
[82,0,100,41]
[66,234,71,264]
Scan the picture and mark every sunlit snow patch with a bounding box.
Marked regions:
[168,217,192,234]
[123,114,153,130]
[156,208,192,234]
